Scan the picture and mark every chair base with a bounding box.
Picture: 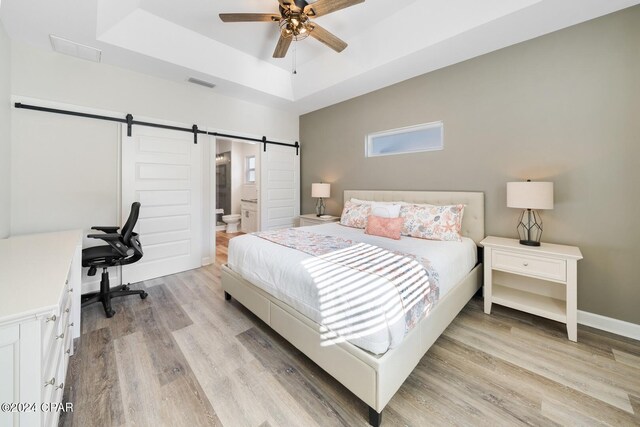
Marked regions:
[82,269,148,318]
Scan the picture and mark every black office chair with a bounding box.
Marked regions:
[81,202,148,318]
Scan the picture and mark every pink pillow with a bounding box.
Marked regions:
[365,215,403,240]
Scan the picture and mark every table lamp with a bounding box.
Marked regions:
[507,180,554,246]
[311,183,330,217]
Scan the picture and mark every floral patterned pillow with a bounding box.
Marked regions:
[340,200,371,229]
[400,204,465,241]
[365,215,403,240]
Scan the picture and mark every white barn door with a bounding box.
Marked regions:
[121,125,202,283]
[260,143,300,230]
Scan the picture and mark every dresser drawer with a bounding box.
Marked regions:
[492,250,567,282]
[41,339,63,401]
[41,308,61,360]
[42,344,67,427]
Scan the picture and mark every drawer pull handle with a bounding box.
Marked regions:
[69,288,74,293]
[56,332,65,340]
[56,382,64,390]
[523,262,529,267]
[65,279,69,285]
[66,348,71,355]
[46,314,57,323]
[44,377,55,387]
[69,322,74,328]
[65,308,70,313]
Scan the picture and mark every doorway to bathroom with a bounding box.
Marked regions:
[214,138,260,235]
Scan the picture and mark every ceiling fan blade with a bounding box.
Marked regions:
[279,0,300,12]
[308,23,347,52]
[219,13,280,23]
[304,0,364,17]
[273,35,293,58]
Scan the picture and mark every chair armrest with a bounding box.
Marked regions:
[87,233,121,240]
[91,226,120,233]
[87,233,131,257]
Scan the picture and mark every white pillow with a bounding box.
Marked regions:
[350,198,374,205]
[371,202,401,218]
[351,198,407,206]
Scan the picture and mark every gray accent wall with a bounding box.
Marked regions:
[0,22,11,238]
[300,6,640,324]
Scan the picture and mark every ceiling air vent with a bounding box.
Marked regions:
[49,35,102,63]
[187,77,216,89]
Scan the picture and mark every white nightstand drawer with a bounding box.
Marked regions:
[493,250,567,282]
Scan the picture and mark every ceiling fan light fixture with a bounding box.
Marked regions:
[279,18,310,41]
[220,0,363,58]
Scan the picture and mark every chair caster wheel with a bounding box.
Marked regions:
[106,309,116,318]
[140,292,148,299]
[122,285,130,291]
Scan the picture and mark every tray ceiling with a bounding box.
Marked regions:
[1,0,638,113]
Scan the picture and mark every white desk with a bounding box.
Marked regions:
[0,230,82,427]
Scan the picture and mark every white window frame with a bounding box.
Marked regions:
[365,121,444,158]
[245,155,256,183]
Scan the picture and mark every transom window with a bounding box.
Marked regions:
[366,121,444,157]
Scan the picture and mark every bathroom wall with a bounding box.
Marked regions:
[241,142,259,201]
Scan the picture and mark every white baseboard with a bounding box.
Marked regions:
[202,257,212,266]
[82,279,100,294]
[81,269,121,294]
[578,310,640,341]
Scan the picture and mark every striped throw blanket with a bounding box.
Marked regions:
[254,228,440,342]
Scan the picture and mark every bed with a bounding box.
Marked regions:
[221,190,484,426]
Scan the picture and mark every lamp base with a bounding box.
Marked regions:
[315,198,326,217]
[516,209,543,247]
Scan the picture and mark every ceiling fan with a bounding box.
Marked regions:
[220,0,365,58]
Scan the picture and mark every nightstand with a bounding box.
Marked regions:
[481,236,583,341]
[299,214,340,227]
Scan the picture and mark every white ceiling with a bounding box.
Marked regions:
[1,0,639,114]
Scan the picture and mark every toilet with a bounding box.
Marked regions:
[222,214,241,233]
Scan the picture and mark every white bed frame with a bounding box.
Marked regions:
[221,190,484,426]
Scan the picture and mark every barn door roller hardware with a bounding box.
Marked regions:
[14,102,299,154]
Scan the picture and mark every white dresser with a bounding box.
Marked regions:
[0,230,82,427]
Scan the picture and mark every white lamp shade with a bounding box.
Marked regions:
[311,183,330,198]
[507,181,554,210]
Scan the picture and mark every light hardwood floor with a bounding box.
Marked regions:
[61,232,640,426]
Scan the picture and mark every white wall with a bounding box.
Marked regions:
[241,142,259,200]
[0,22,11,238]
[9,40,298,285]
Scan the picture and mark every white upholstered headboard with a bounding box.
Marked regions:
[344,190,485,244]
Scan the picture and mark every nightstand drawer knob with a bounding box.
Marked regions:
[523,262,529,267]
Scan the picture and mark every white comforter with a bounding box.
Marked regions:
[228,223,477,354]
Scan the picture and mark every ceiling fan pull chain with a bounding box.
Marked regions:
[292,42,298,75]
